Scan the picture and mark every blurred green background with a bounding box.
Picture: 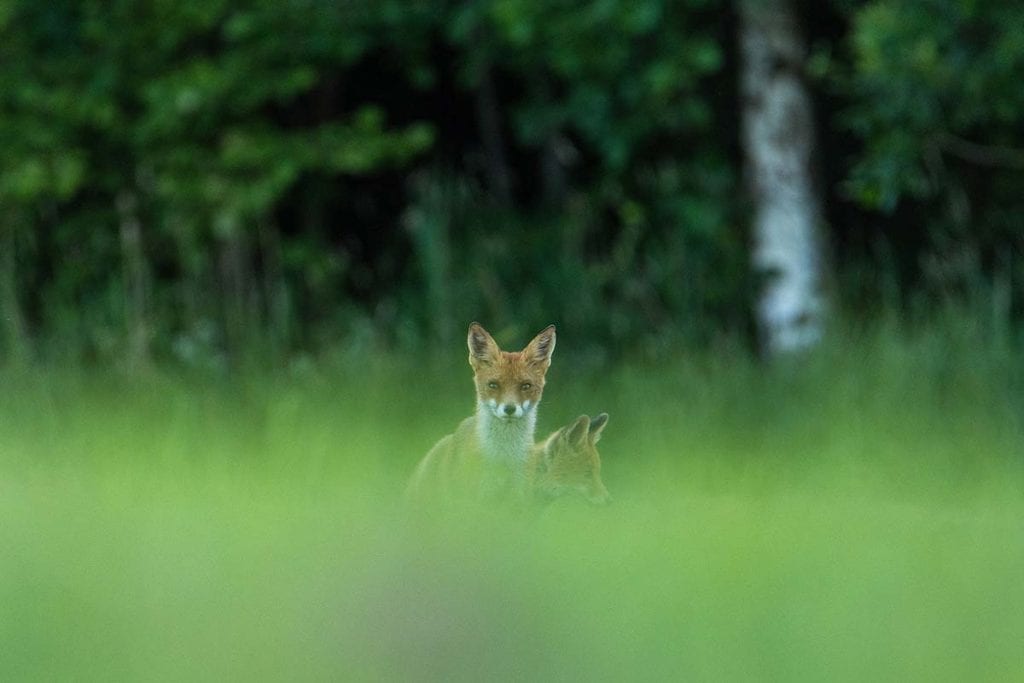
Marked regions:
[2,1,1024,680]
[3,338,1023,679]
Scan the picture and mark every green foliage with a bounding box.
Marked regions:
[840,2,1024,211]
[413,0,743,354]
[2,0,1023,364]
[402,167,746,358]
[0,0,436,364]
[453,0,723,171]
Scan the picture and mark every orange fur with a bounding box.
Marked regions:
[406,322,556,502]
[526,414,610,505]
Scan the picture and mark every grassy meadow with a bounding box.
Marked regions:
[2,324,1023,681]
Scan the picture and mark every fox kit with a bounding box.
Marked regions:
[406,322,556,501]
[527,413,610,505]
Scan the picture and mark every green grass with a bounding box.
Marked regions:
[2,330,1023,681]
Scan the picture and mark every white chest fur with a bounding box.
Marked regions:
[475,404,536,466]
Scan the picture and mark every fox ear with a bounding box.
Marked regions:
[565,415,590,447]
[523,324,556,368]
[468,322,500,366]
[588,413,609,443]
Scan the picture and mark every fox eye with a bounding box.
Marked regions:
[520,382,532,390]
[487,381,499,389]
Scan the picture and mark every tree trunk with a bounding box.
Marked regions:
[0,220,30,366]
[540,132,569,206]
[116,191,151,368]
[532,76,569,206]
[406,175,454,347]
[474,62,513,207]
[219,229,256,364]
[258,219,290,358]
[738,0,827,354]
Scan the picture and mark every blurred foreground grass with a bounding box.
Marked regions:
[2,327,1023,680]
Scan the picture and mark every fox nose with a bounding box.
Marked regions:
[502,404,516,416]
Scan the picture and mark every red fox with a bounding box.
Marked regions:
[526,413,610,505]
[406,322,556,501]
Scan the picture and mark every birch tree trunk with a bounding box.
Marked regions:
[738,0,827,354]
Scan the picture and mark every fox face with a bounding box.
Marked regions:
[468,323,555,421]
[530,413,610,505]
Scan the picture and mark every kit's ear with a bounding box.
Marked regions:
[468,322,500,367]
[588,413,609,443]
[523,325,556,369]
[564,415,590,448]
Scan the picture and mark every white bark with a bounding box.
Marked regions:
[738,0,827,354]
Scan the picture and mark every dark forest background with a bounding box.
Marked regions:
[2,0,1023,368]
